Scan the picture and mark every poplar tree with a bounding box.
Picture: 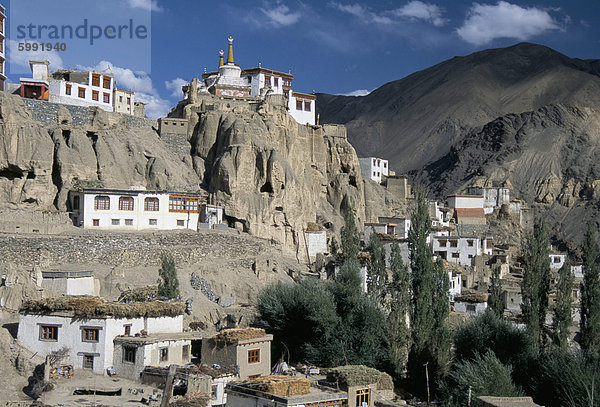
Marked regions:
[367,229,387,303]
[580,225,600,352]
[488,265,504,317]
[387,243,411,375]
[340,209,360,262]
[406,188,450,393]
[158,254,180,299]
[552,258,573,349]
[521,220,551,347]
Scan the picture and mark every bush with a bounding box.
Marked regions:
[441,351,522,407]
[158,254,180,299]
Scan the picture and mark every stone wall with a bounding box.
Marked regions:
[0,209,73,234]
[22,98,156,128]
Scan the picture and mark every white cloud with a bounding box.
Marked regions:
[78,60,171,119]
[165,78,188,98]
[456,1,561,45]
[125,0,163,12]
[260,4,302,27]
[394,1,447,27]
[8,39,64,71]
[343,89,371,96]
[330,3,393,24]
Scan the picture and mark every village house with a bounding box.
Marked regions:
[199,203,225,230]
[41,269,99,297]
[358,157,389,184]
[454,293,488,315]
[201,328,272,380]
[432,236,493,267]
[226,365,393,407]
[465,186,511,214]
[200,37,316,125]
[69,187,203,231]
[17,297,191,376]
[447,194,487,226]
[549,249,567,270]
[113,88,135,115]
[477,396,542,407]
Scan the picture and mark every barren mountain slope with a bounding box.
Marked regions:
[317,43,600,174]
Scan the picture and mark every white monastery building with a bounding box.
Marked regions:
[201,37,316,125]
[69,187,202,231]
[19,60,136,115]
[358,157,389,183]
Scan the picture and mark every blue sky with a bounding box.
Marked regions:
[6,0,600,118]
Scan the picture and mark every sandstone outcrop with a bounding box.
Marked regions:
[0,92,201,210]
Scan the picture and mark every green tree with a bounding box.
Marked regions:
[521,220,551,347]
[488,265,504,317]
[387,243,411,376]
[157,254,180,299]
[255,279,341,366]
[441,351,522,407]
[552,259,573,349]
[367,229,387,303]
[406,188,450,394]
[580,225,600,352]
[340,209,360,261]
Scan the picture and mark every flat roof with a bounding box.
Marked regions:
[114,331,204,345]
[79,188,204,197]
[228,382,347,405]
[242,67,294,80]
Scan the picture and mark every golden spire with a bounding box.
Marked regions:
[218,50,224,67]
[226,36,234,64]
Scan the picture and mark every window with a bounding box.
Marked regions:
[304,101,311,111]
[247,76,252,84]
[124,325,131,336]
[383,163,387,168]
[160,347,168,362]
[92,219,99,227]
[127,97,131,104]
[73,195,80,210]
[123,346,136,363]
[452,253,460,258]
[82,328,99,342]
[182,345,190,360]
[125,219,133,226]
[466,304,476,313]
[144,197,159,211]
[463,280,467,288]
[83,354,94,370]
[274,77,279,86]
[65,84,72,95]
[78,87,86,98]
[169,196,199,213]
[356,388,371,407]
[438,239,447,247]
[265,75,271,85]
[103,93,110,103]
[92,90,99,101]
[450,240,458,248]
[118,196,134,211]
[554,256,561,263]
[94,195,110,210]
[248,349,260,364]
[119,96,123,102]
[296,100,303,110]
[177,220,185,227]
[91,74,100,87]
[111,219,120,226]
[467,240,474,247]
[40,325,58,341]
[149,219,157,226]
[103,77,111,89]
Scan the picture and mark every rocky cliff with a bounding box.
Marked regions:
[0,88,400,254]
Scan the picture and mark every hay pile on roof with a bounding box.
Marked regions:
[118,286,158,303]
[170,393,211,407]
[20,297,185,318]
[326,365,393,391]
[455,293,488,303]
[213,327,266,344]
[243,375,310,396]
